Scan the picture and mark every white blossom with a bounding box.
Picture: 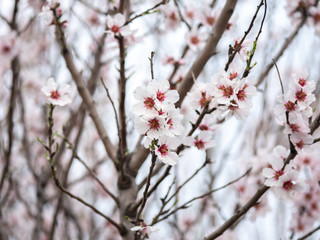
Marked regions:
[41,78,71,106]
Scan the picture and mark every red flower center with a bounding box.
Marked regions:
[190,36,199,45]
[296,140,304,149]
[284,101,296,112]
[167,118,173,129]
[2,45,11,53]
[111,25,120,33]
[144,97,155,110]
[169,12,177,21]
[228,100,239,111]
[199,91,209,108]
[298,78,306,87]
[158,144,169,156]
[199,124,209,131]
[282,180,294,191]
[273,170,284,181]
[156,90,166,102]
[237,85,248,101]
[219,85,234,98]
[313,13,320,24]
[148,118,160,131]
[295,89,307,102]
[229,72,238,80]
[289,123,299,132]
[50,90,61,100]
[194,138,205,149]
[206,16,215,25]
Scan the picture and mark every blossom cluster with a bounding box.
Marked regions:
[133,79,184,166]
[181,67,256,150]
[274,72,315,152]
[290,153,320,233]
[262,145,306,200]
[187,67,257,120]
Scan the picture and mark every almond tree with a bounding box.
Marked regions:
[1,0,320,240]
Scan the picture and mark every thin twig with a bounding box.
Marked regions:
[132,104,216,212]
[255,16,306,86]
[135,152,157,223]
[124,0,168,25]
[154,168,251,224]
[43,105,126,235]
[204,150,297,240]
[225,0,264,72]
[166,158,210,205]
[101,78,121,152]
[151,159,210,224]
[149,51,155,80]
[297,225,320,240]
[176,0,238,108]
[273,59,284,95]
[173,0,191,30]
[52,7,117,163]
[168,45,189,87]
[310,112,320,134]
[62,137,120,206]
[0,0,20,194]
[242,0,267,78]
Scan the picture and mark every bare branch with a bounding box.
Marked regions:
[154,168,251,224]
[297,225,320,240]
[204,150,297,240]
[242,0,267,78]
[225,0,264,72]
[149,51,155,80]
[135,152,157,223]
[255,16,306,86]
[176,0,238,108]
[125,0,168,25]
[52,8,117,164]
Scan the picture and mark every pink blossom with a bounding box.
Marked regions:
[154,136,180,166]
[184,131,215,150]
[106,13,130,36]
[290,133,314,152]
[41,77,72,106]
[131,223,159,234]
[273,170,307,200]
[186,27,207,51]
[263,146,291,187]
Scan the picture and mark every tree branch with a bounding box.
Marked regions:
[52,8,117,164]
[255,16,306,86]
[176,0,238,108]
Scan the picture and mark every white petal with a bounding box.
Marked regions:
[59,83,71,95]
[161,152,179,166]
[271,157,284,171]
[114,13,125,26]
[165,90,179,104]
[262,168,274,178]
[41,86,51,96]
[183,136,194,147]
[130,226,142,232]
[47,77,57,90]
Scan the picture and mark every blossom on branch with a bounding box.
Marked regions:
[133,79,184,165]
[106,13,131,36]
[184,131,216,150]
[41,77,71,106]
[131,222,159,234]
[262,145,291,187]
[273,170,307,200]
